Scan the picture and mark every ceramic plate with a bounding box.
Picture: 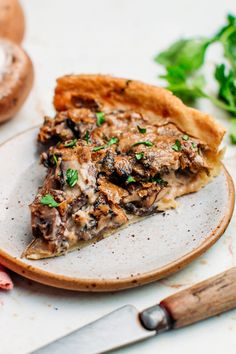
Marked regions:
[0,127,234,292]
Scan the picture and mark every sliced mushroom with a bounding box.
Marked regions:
[0,39,34,123]
[0,0,25,43]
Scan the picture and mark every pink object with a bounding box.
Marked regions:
[0,265,13,290]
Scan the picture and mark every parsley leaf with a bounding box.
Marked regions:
[92,145,106,152]
[132,141,153,147]
[96,112,105,126]
[107,137,119,146]
[127,176,136,184]
[230,119,236,144]
[137,125,146,134]
[84,131,90,144]
[159,66,206,103]
[214,64,236,114]
[40,194,59,208]
[53,154,58,165]
[155,38,212,73]
[172,139,182,152]
[64,139,77,148]
[135,152,144,160]
[152,175,168,186]
[92,137,119,152]
[216,14,236,75]
[154,13,236,144]
[66,169,78,188]
[182,134,189,141]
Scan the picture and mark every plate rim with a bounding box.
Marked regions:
[0,127,235,292]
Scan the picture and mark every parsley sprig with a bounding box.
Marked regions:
[230,119,236,143]
[155,13,236,143]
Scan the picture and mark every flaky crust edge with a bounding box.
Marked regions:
[54,74,226,152]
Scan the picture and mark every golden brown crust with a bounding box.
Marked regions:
[0,39,34,123]
[54,74,225,151]
[0,0,25,43]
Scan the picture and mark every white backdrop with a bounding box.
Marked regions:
[0,1,236,353]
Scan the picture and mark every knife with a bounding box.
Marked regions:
[33,267,236,354]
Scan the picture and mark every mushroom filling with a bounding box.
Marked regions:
[26,107,211,258]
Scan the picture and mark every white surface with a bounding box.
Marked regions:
[0,0,236,353]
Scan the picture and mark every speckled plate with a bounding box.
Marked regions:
[0,127,234,292]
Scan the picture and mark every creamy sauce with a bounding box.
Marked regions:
[27,104,221,259]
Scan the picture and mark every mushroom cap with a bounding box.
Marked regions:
[0,38,34,123]
[0,0,25,43]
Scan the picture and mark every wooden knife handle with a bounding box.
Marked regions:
[160,267,236,328]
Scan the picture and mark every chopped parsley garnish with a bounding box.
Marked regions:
[172,139,182,151]
[132,141,153,147]
[53,154,58,165]
[137,125,146,134]
[92,137,119,152]
[152,175,168,186]
[107,137,119,146]
[66,168,78,188]
[192,142,197,149]
[135,152,144,160]
[127,176,136,183]
[40,194,59,208]
[93,145,106,152]
[84,130,90,144]
[96,112,105,126]
[182,134,189,141]
[64,139,77,148]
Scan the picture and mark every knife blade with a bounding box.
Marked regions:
[33,267,236,354]
[33,305,156,354]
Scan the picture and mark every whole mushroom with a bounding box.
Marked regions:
[0,0,25,43]
[0,39,33,123]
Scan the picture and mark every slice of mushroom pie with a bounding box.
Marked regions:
[23,75,225,259]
